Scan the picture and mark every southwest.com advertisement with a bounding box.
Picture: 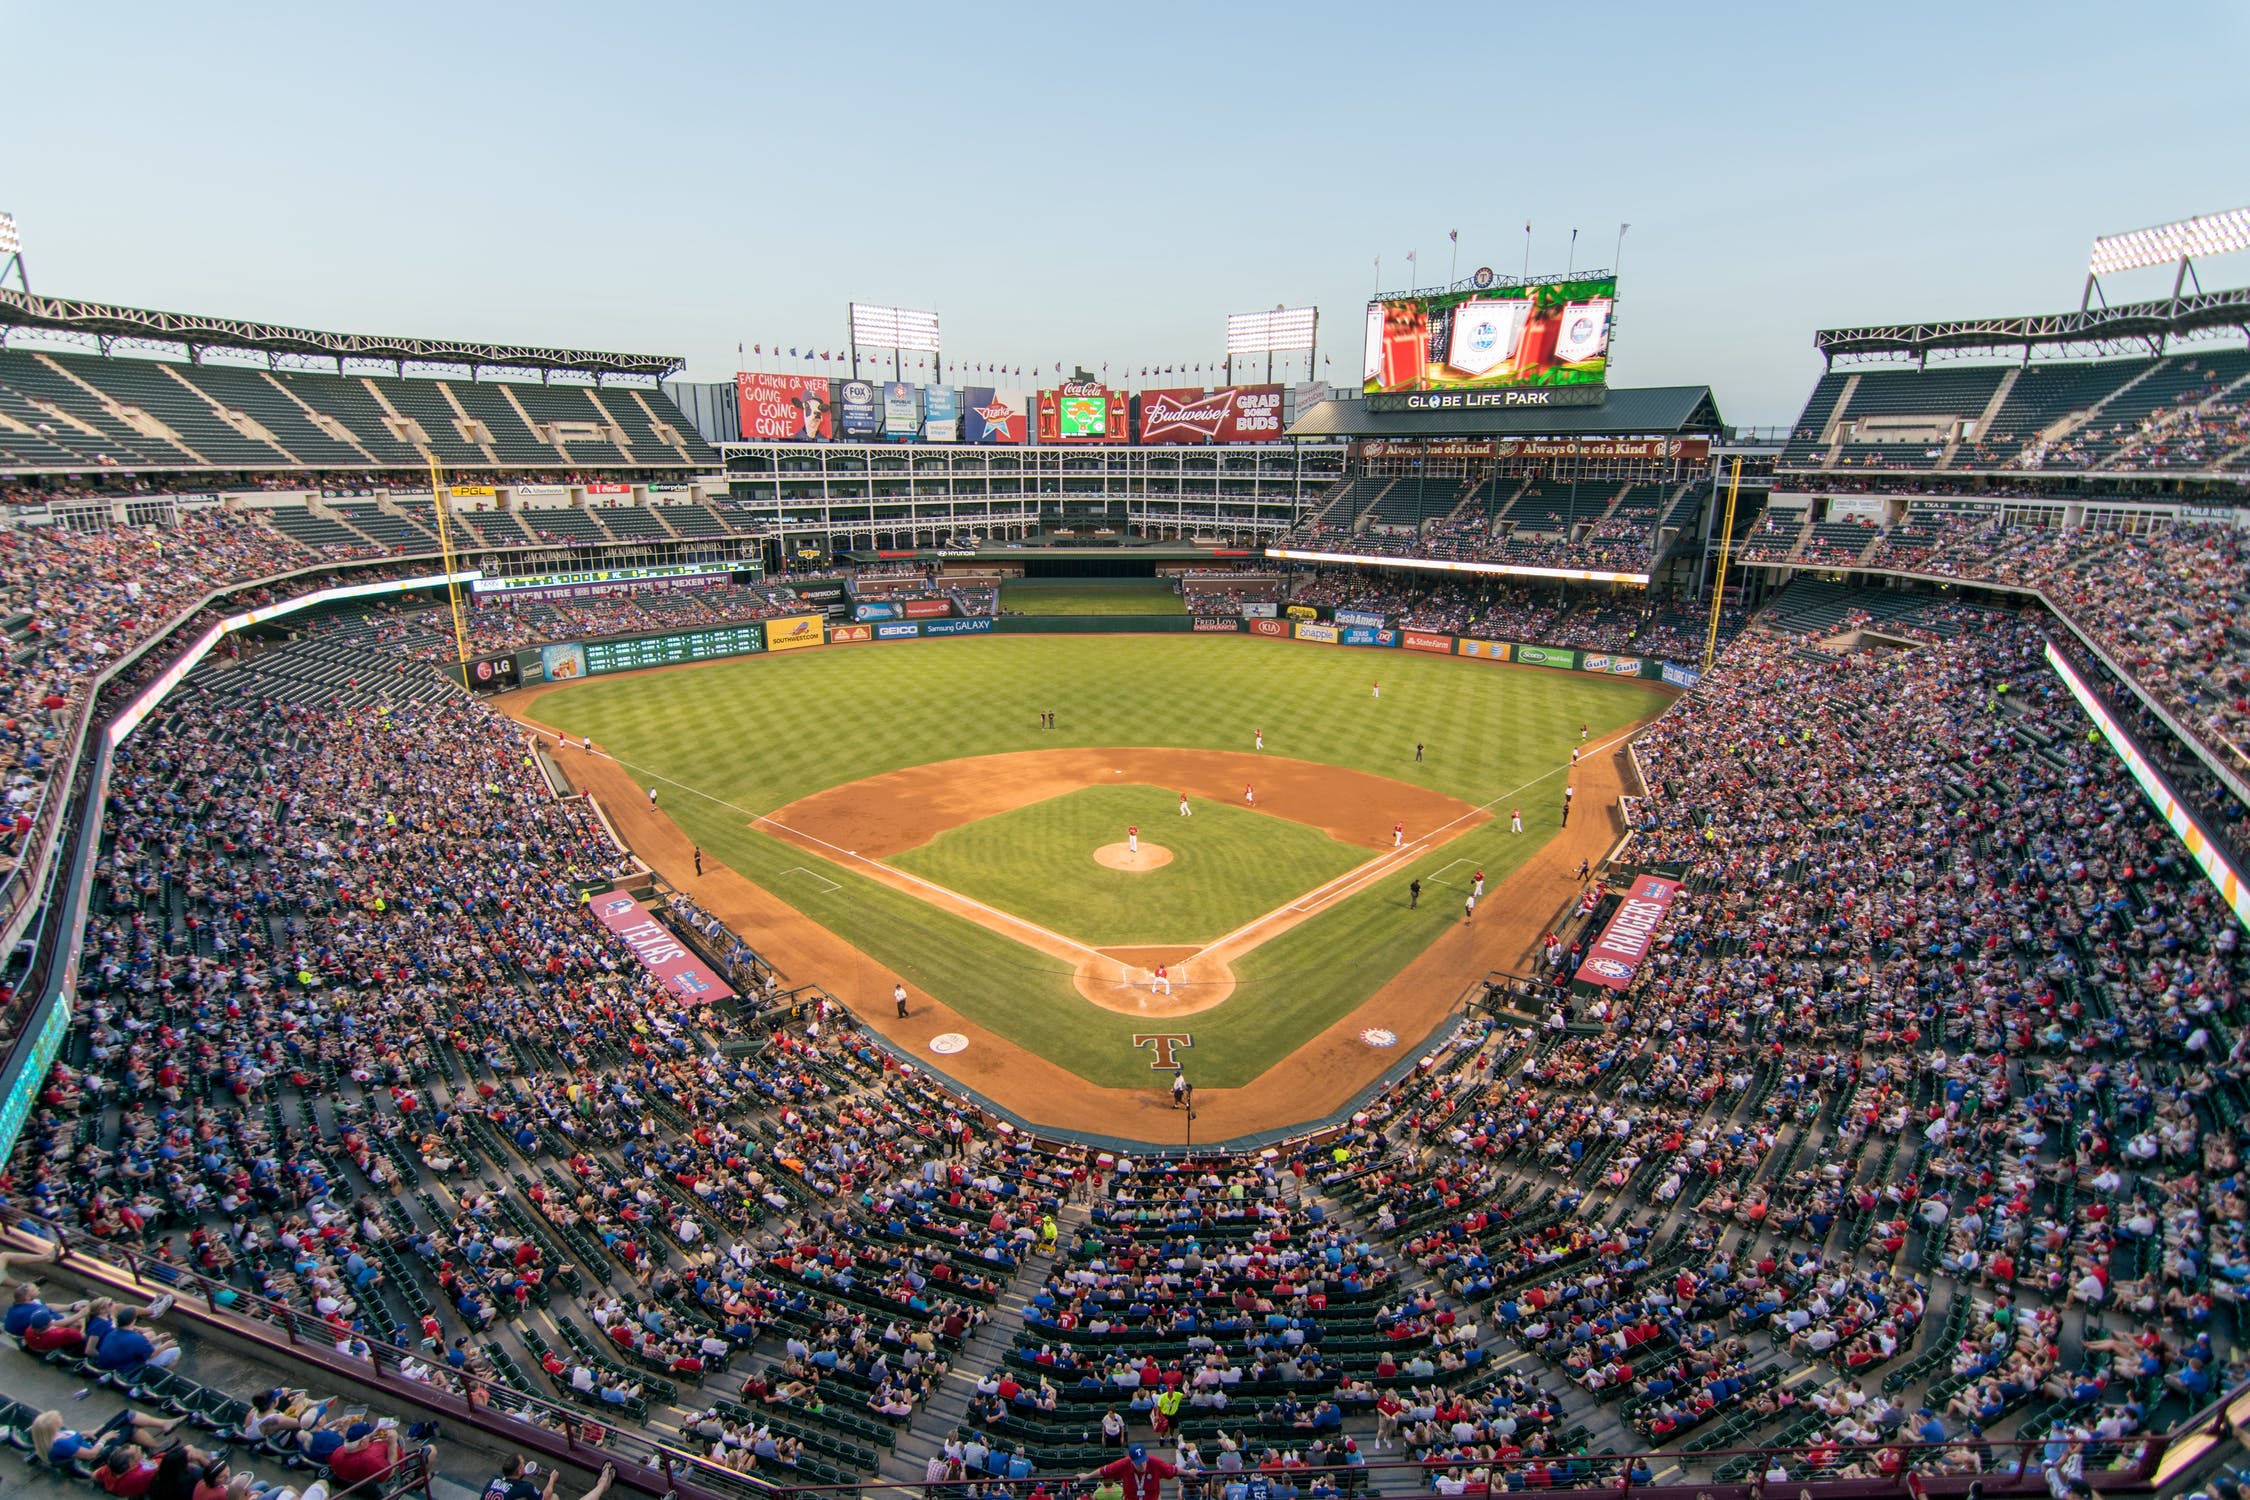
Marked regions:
[1363,277,1615,398]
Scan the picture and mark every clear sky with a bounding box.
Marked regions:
[7,0,2246,424]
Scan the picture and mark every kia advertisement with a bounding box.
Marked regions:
[735,373,834,442]
[1035,381,1130,443]
[1577,875,1682,993]
[1137,384,1286,444]
[838,380,881,438]
[960,386,1027,445]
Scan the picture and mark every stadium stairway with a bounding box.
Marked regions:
[871,1204,1090,1489]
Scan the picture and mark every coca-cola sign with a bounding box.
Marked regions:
[1137,385,1286,444]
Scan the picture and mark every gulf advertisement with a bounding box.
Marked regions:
[1193,617,1242,633]
[1403,631,1455,655]
[1579,654,1644,676]
[1333,609,1387,630]
[838,381,882,439]
[960,387,1027,445]
[763,614,826,652]
[736,373,835,442]
[590,891,736,1004]
[1576,875,1682,994]
[1034,381,1131,444]
[1136,384,1285,444]
[922,385,960,443]
[882,382,920,440]
[922,617,992,636]
[830,623,874,643]
[1295,622,1340,644]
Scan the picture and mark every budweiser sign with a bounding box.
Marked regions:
[1138,385,1285,444]
[1577,875,1681,993]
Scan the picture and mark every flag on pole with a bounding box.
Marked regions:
[1448,229,1458,244]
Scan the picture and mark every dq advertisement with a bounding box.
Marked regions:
[1339,626,1399,647]
[830,623,873,643]
[882,382,920,440]
[1294,622,1340,644]
[839,380,882,439]
[1404,632,1455,655]
[736,373,834,442]
[591,892,736,1004]
[922,385,960,443]
[1136,384,1285,444]
[763,614,826,652]
[959,386,1027,445]
[1035,381,1131,444]
[1577,875,1682,994]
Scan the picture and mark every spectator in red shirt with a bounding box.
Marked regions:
[1089,1445,1177,1500]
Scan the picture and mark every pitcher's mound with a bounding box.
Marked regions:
[1093,842,1172,872]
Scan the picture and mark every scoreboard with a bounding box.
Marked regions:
[578,624,767,676]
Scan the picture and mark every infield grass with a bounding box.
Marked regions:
[1000,580,1183,615]
[531,635,1664,1090]
[887,785,1365,945]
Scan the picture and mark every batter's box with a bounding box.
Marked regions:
[780,866,842,895]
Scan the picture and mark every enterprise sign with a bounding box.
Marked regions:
[1365,386,1608,413]
[1264,547,1648,587]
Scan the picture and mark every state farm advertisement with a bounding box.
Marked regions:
[1403,631,1454,654]
[1137,384,1286,444]
[736,373,834,442]
[1577,875,1681,993]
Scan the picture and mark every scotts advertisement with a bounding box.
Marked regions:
[1577,875,1682,993]
[1513,644,1578,670]
[959,387,1027,444]
[838,381,882,439]
[1137,385,1286,444]
[591,892,736,1004]
[922,385,960,443]
[1333,609,1386,630]
[1403,632,1454,654]
[735,373,834,442]
[1034,381,1131,444]
[1491,437,1712,464]
[882,382,919,440]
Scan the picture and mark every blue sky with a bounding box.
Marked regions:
[6,0,2246,423]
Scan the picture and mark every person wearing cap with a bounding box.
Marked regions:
[1088,1443,1178,1500]
[92,1308,180,1372]
[23,1303,91,1355]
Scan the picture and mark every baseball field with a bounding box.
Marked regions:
[516,632,1666,1122]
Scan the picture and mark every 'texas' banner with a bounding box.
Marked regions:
[1578,875,1682,992]
[1137,385,1285,444]
[590,892,736,1003]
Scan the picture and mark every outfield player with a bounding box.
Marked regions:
[1392,821,1404,849]
[1254,729,1263,751]
[1372,679,1381,699]
[1510,808,1523,834]
[1244,784,1255,806]
[1178,793,1192,817]
[1580,722,1588,742]
[1151,964,1171,995]
[1128,824,1139,855]
[1473,868,1485,899]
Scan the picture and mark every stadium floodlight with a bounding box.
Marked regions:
[1226,306,1318,354]
[849,303,942,353]
[0,213,18,257]
[2088,208,2250,277]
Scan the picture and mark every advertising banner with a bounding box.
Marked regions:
[1513,644,1577,670]
[590,891,737,1003]
[882,382,920,439]
[1403,631,1454,655]
[1363,276,1616,400]
[922,617,993,636]
[839,380,882,439]
[1241,601,1279,619]
[1660,662,1701,689]
[1193,617,1242,633]
[877,622,922,639]
[512,484,571,499]
[1286,604,1318,621]
[1334,609,1387,630]
[1034,381,1131,444]
[1295,622,1340,644]
[736,373,834,442]
[786,581,847,604]
[1490,437,1712,464]
[922,385,960,443]
[1582,653,1613,673]
[1250,618,1288,638]
[830,623,873,643]
[450,483,497,498]
[1457,639,1512,661]
[1136,384,1286,444]
[1577,875,1682,993]
[960,387,1027,444]
[540,642,588,681]
[1339,626,1399,647]
[1360,439,1498,461]
[764,614,826,652]
[586,482,633,495]
[466,654,519,690]
[854,601,902,622]
[1602,656,1643,675]
[902,598,953,619]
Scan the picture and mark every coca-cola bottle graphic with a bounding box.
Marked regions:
[1513,296,1563,382]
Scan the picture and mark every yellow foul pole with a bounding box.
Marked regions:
[424,455,472,671]
[1702,456,1742,678]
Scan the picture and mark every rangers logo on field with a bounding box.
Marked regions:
[1585,957,1635,981]
[929,1033,969,1056]
[1359,1028,1399,1049]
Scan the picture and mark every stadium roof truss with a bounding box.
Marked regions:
[1813,285,2250,367]
[0,288,682,380]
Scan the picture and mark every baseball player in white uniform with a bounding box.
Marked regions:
[1244,784,1255,806]
[1392,821,1404,849]
[1151,964,1171,995]
[1473,869,1486,898]
[1510,808,1523,834]
[1372,680,1381,699]
[1255,729,1264,751]
[1127,825,1139,855]
[1179,793,1192,817]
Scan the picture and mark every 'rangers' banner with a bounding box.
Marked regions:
[590,892,737,1003]
[960,387,1027,445]
[1137,385,1285,444]
[736,373,834,442]
[1577,875,1682,993]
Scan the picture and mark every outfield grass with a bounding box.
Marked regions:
[1000,581,1183,615]
[532,635,1663,1089]
[887,785,1366,945]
